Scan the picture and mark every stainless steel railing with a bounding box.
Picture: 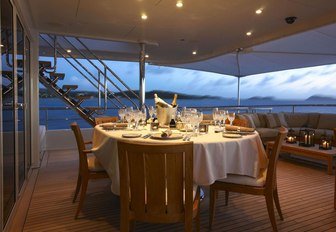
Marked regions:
[39,103,336,130]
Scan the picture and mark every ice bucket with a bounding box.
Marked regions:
[156,105,177,126]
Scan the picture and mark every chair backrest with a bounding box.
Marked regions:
[117,140,194,224]
[71,122,89,175]
[94,116,118,125]
[333,128,336,146]
[265,127,288,189]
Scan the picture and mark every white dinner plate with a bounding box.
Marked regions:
[122,133,142,138]
[223,133,242,138]
[225,130,255,135]
[150,133,183,140]
[102,125,127,130]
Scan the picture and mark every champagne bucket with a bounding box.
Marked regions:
[156,105,177,126]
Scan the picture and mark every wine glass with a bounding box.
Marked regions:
[140,106,147,129]
[212,108,220,128]
[196,112,203,134]
[219,110,228,129]
[118,108,126,122]
[227,112,235,126]
[148,106,156,121]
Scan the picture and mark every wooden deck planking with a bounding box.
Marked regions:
[18,150,336,232]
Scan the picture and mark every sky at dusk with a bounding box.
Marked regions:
[43,57,336,100]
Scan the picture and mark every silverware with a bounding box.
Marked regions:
[142,133,152,139]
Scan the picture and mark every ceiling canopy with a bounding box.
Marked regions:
[26,0,336,76]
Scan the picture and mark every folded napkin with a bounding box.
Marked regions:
[114,123,128,128]
[225,125,255,132]
[161,130,173,138]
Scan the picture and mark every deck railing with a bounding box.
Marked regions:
[39,103,336,130]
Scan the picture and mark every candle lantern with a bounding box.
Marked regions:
[286,129,297,144]
[299,129,315,147]
[319,135,332,150]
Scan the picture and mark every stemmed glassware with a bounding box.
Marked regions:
[196,112,203,135]
[118,108,126,122]
[219,110,228,129]
[148,106,156,122]
[124,107,133,129]
[227,112,235,126]
[140,106,147,129]
[132,109,141,130]
[212,108,220,129]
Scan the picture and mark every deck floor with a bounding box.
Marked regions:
[21,149,336,232]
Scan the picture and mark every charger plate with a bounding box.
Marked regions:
[122,133,142,138]
[223,133,242,138]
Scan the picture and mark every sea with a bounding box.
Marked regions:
[40,97,336,130]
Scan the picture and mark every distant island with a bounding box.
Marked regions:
[39,88,222,100]
[247,96,275,100]
[305,95,336,101]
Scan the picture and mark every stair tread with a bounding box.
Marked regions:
[86,107,103,110]
[39,61,52,68]
[50,72,65,78]
[76,95,94,100]
[2,70,13,77]
[62,85,78,90]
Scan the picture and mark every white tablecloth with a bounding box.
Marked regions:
[92,125,267,195]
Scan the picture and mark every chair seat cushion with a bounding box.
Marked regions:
[87,154,106,172]
[217,169,267,187]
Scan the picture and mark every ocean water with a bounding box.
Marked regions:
[40,97,336,130]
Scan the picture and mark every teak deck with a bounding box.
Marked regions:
[7,149,336,231]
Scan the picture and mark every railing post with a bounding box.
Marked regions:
[139,43,146,109]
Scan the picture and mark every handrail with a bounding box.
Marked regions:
[38,103,336,130]
[61,36,138,108]
[75,37,139,99]
[40,34,139,109]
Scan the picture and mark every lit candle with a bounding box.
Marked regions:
[304,135,308,144]
[322,141,327,149]
[288,137,293,142]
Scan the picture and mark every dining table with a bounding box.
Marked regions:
[92,123,267,196]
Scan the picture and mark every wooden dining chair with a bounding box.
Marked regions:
[71,122,109,218]
[94,116,119,125]
[117,140,200,232]
[209,127,288,232]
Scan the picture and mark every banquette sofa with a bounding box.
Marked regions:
[236,112,336,144]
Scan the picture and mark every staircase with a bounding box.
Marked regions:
[38,34,141,127]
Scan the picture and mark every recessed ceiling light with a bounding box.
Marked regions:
[176,1,183,8]
[246,31,252,36]
[141,14,148,20]
[66,49,72,53]
[145,54,149,58]
[192,51,197,55]
[255,8,263,14]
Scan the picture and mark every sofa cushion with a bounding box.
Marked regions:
[238,114,256,128]
[307,113,320,128]
[251,113,261,128]
[264,113,288,128]
[317,113,336,129]
[257,113,268,128]
[285,113,309,128]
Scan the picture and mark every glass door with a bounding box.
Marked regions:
[1,0,16,227]
[25,36,31,173]
[16,16,25,191]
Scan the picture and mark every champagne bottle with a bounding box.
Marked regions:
[154,93,172,108]
[169,114,176,128]
[171,94,178,107]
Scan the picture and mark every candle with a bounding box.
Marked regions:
[322,141,327,149]
[288,137,293,142]
[304,135,308,144]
